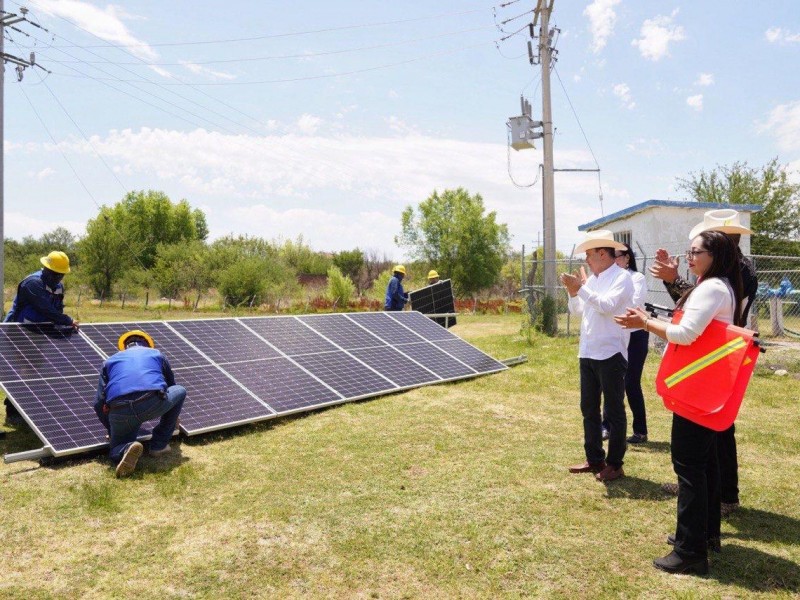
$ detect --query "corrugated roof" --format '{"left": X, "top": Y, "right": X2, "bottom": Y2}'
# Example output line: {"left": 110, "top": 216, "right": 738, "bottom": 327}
{"left": 578, "top": 199, "right": 762, "bottom": 231}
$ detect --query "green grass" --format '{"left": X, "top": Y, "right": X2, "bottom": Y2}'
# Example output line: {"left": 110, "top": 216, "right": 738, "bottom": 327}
{"left": 1, "top": 312, "right": 799, "bottom": 598}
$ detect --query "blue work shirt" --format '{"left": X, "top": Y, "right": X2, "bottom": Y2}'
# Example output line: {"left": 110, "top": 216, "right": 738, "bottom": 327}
{"left": 384, "top": 275, "right": 408, "bottom": 311}
{"left": 4, "top": 270, "right": 73, "bottom": 326}
{"left": 96, "top": 346, "right": 177, "bottom": 405}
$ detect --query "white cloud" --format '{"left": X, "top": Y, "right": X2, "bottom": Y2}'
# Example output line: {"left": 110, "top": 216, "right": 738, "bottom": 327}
{"left": 35, "top": 0, "right": 159, "bottom": 62}
{"left": 296, "top": 114, "right": 322, "bottom": 134}
{"left": 38, "top": 126, "right": 612, "bottom": 256}
{"left": 5, "top": 212, "right": 85, "bottom": 240}
{"left": 179, "top": 61, "right": 236, "bottom": 81}
{"left": 757, "top": 100, "right": 800, "bottom": 152}
{"left": 695, "top": 73, "right": 714, "bottom": 86}
{"left": 613, "top": 83, "right": 636, "bottom": 110}
{"left": 387, "top": 90, "right": 399, "bottom": 99}
{"left": 583, "top": 0, "right": 621, "bottom": 53}
{"left": 765, "top": 27, "right": 800, "bottom": 44}
{"left": 625, "top": 138, "right": 665, "bottom": 158}
{"left": 686, "top": 94, "right": 703, "bottom": 111}
{"left": 631, "top": 9, "right": 686, "bottom": 61}
{"left": 36, "top": 167, "right": 57, "bottom": 180}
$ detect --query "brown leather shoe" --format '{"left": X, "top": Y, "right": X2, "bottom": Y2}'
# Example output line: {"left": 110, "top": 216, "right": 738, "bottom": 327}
{"left": 595, "top": 465, "right": 625, "bottom": 482}
{"left": 568, "top": 460, "right": 607, "bottom": 474}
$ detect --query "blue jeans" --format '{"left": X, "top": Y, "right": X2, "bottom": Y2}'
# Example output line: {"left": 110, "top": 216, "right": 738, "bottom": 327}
{"left": 94, "top": 386, "right": 186, "bottom": 463}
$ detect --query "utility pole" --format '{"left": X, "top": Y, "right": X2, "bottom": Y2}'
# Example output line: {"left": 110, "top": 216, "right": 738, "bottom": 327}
{"left": 535, "top": 0, "right": 557, "bottom": 333}
{"left": 0, "top": 3, "right": 47, "bottom": 316}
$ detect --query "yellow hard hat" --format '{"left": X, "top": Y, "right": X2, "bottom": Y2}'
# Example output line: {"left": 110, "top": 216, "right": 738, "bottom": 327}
{"left": 118, "top": 330, "right": 155, "bottom": 351}
{"left": 40, "top": 251, "right": 71, "bottom": 274}
{"left": 427, "top": 270, "right": 439, "bottom": 280}
{"left": 393, "top": 265, "right": 406, "bottom": 275}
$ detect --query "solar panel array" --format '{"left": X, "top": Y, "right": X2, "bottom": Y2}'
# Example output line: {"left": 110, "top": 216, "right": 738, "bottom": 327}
{"left": 1, "top": 311, "right": 506, "bottom": 459}
{"left": 409, "top": 280, "right": 457, "bottom": 327}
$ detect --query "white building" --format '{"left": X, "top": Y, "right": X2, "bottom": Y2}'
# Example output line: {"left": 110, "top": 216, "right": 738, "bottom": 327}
{"left": 578, "top": 199, "right": 761, "bottom": 307}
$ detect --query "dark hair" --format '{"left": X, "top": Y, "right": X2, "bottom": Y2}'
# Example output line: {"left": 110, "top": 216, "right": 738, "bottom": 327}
{"left": 676, "top": 230, "right": 744, "bottom": 326}
{"left": 595, "top": 247, "right": 616, "bottom": 257}
{"left": 617, "top": 243, "right": 638, "bottom": 272}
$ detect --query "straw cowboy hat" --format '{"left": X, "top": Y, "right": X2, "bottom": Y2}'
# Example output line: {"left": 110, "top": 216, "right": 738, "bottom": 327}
{"left": 576, "top": 229, "right": 627, "bottom": 254}
{"left": 688, "top": 209, "right": 753, "bottom": 240}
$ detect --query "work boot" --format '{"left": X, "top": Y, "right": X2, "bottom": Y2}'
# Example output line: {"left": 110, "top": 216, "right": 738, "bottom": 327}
{"left": 115, "top": 442, "right": 143, "bottom": 478}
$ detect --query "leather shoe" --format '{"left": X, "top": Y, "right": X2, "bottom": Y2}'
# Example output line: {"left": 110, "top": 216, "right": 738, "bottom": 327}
{"left": 667, "top": 534, "right": 721, "bottom": 553}
{"left": 653, "top": 550, "right": 709, "bottom": 575}
{"left": 595, "top": 465, "right": 624, "bottom": 482}
{"left": 568, "top": 460, "right": 606, "bottom": 474}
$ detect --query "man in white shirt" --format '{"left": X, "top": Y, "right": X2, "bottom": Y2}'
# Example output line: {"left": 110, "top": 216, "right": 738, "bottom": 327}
{"left": 561, "top": 230, "right": 634, "bottom": 483}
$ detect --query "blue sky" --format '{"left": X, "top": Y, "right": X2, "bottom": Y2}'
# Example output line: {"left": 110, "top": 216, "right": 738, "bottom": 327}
{"left": 3, "top": 0, "right": 799, "bottom": 259}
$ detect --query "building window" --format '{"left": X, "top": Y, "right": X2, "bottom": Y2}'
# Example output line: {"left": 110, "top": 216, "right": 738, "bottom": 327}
{"left": 614, "top": 230, "right": 632, "bottom": 247}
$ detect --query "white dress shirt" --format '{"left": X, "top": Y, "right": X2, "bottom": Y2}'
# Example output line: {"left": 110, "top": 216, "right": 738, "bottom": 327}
{"left": 666, "top": 277, "right": 735, "bottom": 345}
{"left": 568, "top": 262, "right": 635, "bottom": 360}
{"left": 628, "top": 270, "right": 647, "bottom": 332}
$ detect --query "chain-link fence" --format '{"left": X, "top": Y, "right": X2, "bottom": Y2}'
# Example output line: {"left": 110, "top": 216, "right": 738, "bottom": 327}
{"left": 521, "top": 252, "right": 800, "bottom": 339}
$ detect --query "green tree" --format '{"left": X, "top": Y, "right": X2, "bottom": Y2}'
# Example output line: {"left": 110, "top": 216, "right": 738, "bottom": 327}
{"left": 280, "top": 236, "right": 331, "bottom": 275}
{"left": 326, "top": 265, "right": 355, "bottom": 308}
{"left": 369, "top": 269, "right": 394, "bottom": 303}
{"left": 677, "top": 158, "right": 800, "bottom": 255}
{"left": 217, "top": 257, "right": 270, "bottom": 307}
{"left": 78, "top": 207, "right": 139, "bottom": 297}
{"left": 153, "top": 242, "right": 212, "bottom": 308}
{"left": 332, "top": 248, "right": 364, "bottom": 283}
{"left": 397, "top": 188, "right": 510, "bottom": 297}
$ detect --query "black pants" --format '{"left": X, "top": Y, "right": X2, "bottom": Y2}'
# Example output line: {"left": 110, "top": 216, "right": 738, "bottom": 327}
{"left": 717, "top": 424, "right": 739, "bottom": 504}
{"left": 580, "top": 353, "right": 627, "bottom": 467}
{"left": 603, "top": 330, "right": 649, "bottom": 436}
{"left": 671, "top": 414, "right": 721, "bottom": 560}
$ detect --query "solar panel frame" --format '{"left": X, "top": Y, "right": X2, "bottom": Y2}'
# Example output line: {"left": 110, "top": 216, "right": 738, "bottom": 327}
{"left": 409, "top": 279, "right": 456, "bottom": 327}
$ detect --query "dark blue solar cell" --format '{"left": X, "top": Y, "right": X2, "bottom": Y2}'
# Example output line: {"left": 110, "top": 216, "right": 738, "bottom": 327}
{"left": 221, "top": 358, "right": 342, "bottom": 414}
{"left": 81, "top": 322, "right": 210, "bottom": 368}
{"left": 298, "top": 314, "right": 388, "bottom": 350}
{"left": 292, "top": 351, "right": 396, "bottom": 398}
{"left": 0, "top": 324, "right": 102, "bottom": 381}
{"left": 345, "top": 312, "right": 423, "bottom": 344}
{"left": 349, "top": 346, "right": 441, "bottom": 388}
{"left": 396, "top": 342, "right": 476, "bottom": 379}
{"left": 241, "top": 316, "right": 338, "bottom": 356}
{"left": 388, "top": 311, "right": 459, "bottom": 341}
{"left": 172, "top": 365, "right": 274, "bottom": 435}
{"left": 434, "top": 339, "right": 507, "bottom": 374}
{"left": 169, "top": 319, "right": 280, "bottom": 364}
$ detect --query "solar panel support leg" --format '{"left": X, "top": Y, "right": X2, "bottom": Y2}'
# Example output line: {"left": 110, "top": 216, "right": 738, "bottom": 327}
{"left": 4, "top": 447, "right": 52, "bottom": 463}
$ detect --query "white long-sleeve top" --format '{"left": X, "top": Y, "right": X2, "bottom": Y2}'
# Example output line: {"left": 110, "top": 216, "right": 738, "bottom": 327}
{"left": 628, "top": 270, "right": 647, "bottom": 332}
{"left": 665, "top": 277, "right": 735, "bottom": 346}
{"left": 567, "top": 262, "right": 634, "bottom": 360}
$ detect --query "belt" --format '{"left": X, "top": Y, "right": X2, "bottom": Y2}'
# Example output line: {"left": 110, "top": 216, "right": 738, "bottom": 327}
{"left": 107, "top": 390, "right": 164, "bottom": 412}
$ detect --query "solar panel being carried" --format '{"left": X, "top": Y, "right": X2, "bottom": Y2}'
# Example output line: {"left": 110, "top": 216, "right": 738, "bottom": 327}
{"left": 409, "top": 279, "right": 457, "bottom": 327}
{"left": 2, "top": 312, "right": 506, "bottom": 462}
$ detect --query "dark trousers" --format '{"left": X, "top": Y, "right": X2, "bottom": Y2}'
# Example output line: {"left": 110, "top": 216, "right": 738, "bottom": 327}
{"left": 625, "top": 330, "right": 650, "bottom": 435}
{"left": 580, "top": 353, "right": 627, "bottom": 467}
{"left": 717, "top": 424, "right": 739, "bottom": 504}
{"left": 671, "top": 414, "right": 721, "bottom": 560}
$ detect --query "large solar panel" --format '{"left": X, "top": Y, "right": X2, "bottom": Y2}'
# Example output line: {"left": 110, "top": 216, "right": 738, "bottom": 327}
{"left": 409, "top": 279, "right": 457, "bottom": 327}
{"left": 2, "top": 312, "right": 506, "bottom": 461}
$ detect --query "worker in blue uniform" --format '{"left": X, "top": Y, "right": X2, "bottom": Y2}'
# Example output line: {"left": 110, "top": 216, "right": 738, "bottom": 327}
{"left": 4, "top": 250, "right": 79, "bottom": 329}
{"left": 384, "top": 265, "right": 409, "bottom": 311}
{"left": 4, "top": 250, "right": 79, "bottom": 424}
{"left": 94, "top": 329, "right": 186, "bottom": 477}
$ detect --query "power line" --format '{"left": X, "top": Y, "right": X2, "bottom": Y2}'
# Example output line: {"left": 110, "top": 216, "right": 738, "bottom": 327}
{"left": 50, "top": 40, "right": 495, "bottom": 86}
{"left": 39, "top": 5, "right": 494, "bottom": 48}
{"left": 39, "top": 25, "right": 496, "bottom": 66}
{"left": 14, "top": 82, "right": 150, "bottom": 274}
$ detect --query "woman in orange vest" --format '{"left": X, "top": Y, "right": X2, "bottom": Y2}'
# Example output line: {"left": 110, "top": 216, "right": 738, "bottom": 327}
{"left": 615, "top": 231, "right": 743, "bottom": 575}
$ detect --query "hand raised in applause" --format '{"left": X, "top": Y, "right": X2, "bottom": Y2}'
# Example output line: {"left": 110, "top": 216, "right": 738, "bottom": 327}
{"left": 649, "top": 248, "right": 679, "bottom": 283}
{"left": 614, "top": 307, "right": 648, "bottom": 330}
{"left": 560, "top": 271, "right": 583, "bottom": 297}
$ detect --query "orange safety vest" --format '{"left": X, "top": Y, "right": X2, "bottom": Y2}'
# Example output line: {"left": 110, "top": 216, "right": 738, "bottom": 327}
{"left": 656, "top": 311, "right": 761, "bottom": 431}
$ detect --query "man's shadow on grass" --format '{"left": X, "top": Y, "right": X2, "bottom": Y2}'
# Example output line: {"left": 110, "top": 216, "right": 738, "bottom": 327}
{"left": 602, "top": 475, "right": 671, "bottom": 501}
{"left": 725, "top": 507, "right": 800, "bottom": 546}
{"left": 627, "top": 440, "right": 670, "bottom": 453}
{"left": 710, "top": 544, "right": 800, "bottom": 593}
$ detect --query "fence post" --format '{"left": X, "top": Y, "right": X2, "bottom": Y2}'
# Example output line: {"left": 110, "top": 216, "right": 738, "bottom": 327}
{"left": 770, "top": 296, "right": 785, "bottom": 337}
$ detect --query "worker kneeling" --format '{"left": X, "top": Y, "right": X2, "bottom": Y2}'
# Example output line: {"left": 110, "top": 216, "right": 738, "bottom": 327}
{"left": 94, "top": 330, "right": 186, "bottom": 478}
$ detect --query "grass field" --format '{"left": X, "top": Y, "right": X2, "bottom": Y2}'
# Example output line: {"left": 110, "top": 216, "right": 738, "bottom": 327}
{"left": 1, "top": 311, "right": 799, "bottom": 599}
